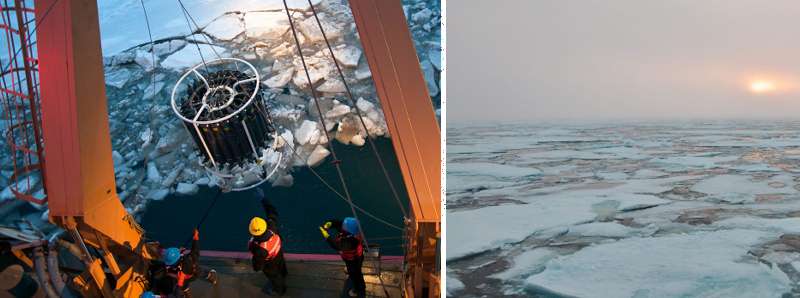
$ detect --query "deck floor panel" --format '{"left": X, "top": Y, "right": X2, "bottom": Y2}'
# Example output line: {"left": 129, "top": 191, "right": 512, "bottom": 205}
{"left": 188, "top": 257, "right": 403, "bottom": 297}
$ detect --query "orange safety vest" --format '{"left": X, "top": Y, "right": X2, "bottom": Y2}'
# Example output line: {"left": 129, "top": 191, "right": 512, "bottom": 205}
{"left": 337, "top": 234, "right": 363, "bottom": 261}
{"left": 250, "top": 233, "right": 282, "bottom": 260}
{"left": 166, "top": 261, "right": 193, "bottom": 288}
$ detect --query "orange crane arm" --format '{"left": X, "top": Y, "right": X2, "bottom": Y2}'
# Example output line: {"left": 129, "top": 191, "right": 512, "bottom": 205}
{"left": 36, "top": 0, "right": 151, "bottom": 296}
{"left": 349, "top": 1, "right": 442, "bottom": 297}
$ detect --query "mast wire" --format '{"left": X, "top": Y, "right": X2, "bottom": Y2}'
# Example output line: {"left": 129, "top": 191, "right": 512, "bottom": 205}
{"left": 307, "top": 0, "right": 408, "bottom": 218}
{"left": 281, "top": 0, "right": 370, "bottom": 250}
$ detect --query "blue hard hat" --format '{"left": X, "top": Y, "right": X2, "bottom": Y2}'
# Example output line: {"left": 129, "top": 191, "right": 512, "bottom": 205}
{"left": 343, "top": 217, "right": 359, "bottom": 234}
{"left": 141, "top": 291, "right": 156, "bottom": 298}
{"left": 163, "top": 247, "right": 181, "bottom": 266}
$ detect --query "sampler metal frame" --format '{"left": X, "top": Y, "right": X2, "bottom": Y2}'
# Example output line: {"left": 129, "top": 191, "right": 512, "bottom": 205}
{"left": 171, "top": 57, "right": 283, "bottom": 191}
{"left": 171, "top": 58, "right": 262, "bottom": 126}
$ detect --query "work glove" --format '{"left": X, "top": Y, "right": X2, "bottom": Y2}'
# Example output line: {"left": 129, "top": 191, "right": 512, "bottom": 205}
{"left": 319, "top": 226, "right": 330, "bottom": 239}
{"left": 193, "top": 229, "right": 199, "bottom": 241}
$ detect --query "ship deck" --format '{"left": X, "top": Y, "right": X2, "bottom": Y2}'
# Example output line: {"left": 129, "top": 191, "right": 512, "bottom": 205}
{"left": 0, "top": 248, "right": 404, "bottom": 298}
{"left": 189, "top": 252, "right": 404, "bottom": 298}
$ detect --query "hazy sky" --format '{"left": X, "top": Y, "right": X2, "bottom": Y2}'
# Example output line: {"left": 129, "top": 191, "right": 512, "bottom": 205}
{"left": 449, "top": 0, "right": 800, "bottom": 122}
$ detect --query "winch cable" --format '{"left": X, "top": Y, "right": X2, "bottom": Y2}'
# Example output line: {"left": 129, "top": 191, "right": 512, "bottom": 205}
{"left": 139, "top": 0, "right": 159, "bottom": 121}
{"left": 176, "top": 136, "right": 404, "bottom": 247}
{"left": 260, "top": 108, "right": 402, "bottom": 231}
{"left": 276, "top": 135, "right": 404, "bottom": 232}
{"left": 132, "top": 1, "right": 397, "bottom": 250}
{"left": 302, "top": 9, "right": 411, "bottom": 295}
{"left": 174, "top": 0, "right": 233, "bottom": 71}
{"left": 182, "top": 188, "right": 225, "bottom": 247}
{"left": 147, "top": 0, "right": 401, "bottom": 249}
{"left": 175, "top": 0, "right": 212, "bottom": 76}
{"left": 307, "top": 0, "right": 409, "bottom": 219}
{"left": 282, "top": 0, "right": 369, "bottom": 250}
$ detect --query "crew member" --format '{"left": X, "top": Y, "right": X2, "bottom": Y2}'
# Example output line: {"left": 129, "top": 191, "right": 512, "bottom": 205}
{"left": 145, "top": 258, "right": 175, "bottom": 296}
{"left": 320, "top": 217, "right": 366, "bottom": 297}
{"left": 163, "top": 229, "right": 217, "bottom": 297}
{"left": 248, "top": 189, "right": 288, "bottom": 295}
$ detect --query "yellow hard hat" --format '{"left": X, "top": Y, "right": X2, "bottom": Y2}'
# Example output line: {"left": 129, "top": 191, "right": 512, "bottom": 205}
{"left": 249, "top": 217, "right": 267, "bottom": 236}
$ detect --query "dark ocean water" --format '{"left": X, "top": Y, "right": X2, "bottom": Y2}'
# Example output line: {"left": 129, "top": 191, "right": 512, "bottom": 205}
{"left": 140, "top": 138, "right": 409, "bottom": 256}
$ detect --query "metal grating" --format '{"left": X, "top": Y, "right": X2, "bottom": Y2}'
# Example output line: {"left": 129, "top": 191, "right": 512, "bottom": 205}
{"left": 0, "top": 0, "right": 46, "bottom": 204}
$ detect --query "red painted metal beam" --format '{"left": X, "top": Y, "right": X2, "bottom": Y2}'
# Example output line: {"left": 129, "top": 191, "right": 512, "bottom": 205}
{"left": 36, "top": 0, "right": 117, "bottom": 217}
{"left": 349, "top": 0, "right": 441, "bottom": 223}
{"left": 36, "top": 0, "right": 82, "bottom": 216}
{"left": 348, "top": 2, "right": 442, "bottom": 296}
{"left": 36, "top": 0, "right": 145, "bottom": 254}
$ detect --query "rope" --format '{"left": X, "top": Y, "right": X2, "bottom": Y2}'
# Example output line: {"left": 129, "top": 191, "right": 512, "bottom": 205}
{"left": 149, "top": 0, "right": 402, "bottom": 250}
{"left": 174, "top": 0, "right": 226, "bottom": 65}
{"left": 182, "top": 188, "right": 224, "bottom": 247}
{"left": 175, "top": 0, "right": 212, "bottom": 75}
{"left": 300, "top": 8, "right": 410, "bottom": 295}
{"left": 175, "top": 155, "right": 402, "bottom": 247}
{"left": 282, "top": 0, "right": 369, "bottom": 250}
{"left": 306, "top": 0, "right": 408, "bottom": 218}
{"left": 139, "top": 0, "right": 159, "bottom": 138}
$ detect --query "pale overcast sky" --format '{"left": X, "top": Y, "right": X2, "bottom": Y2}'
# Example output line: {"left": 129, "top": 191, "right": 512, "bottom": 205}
{"left": 448, "top": 0, "right": 800, "bottom": 122}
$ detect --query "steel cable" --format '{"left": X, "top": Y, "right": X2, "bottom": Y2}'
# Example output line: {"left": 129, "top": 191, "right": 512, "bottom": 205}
{"left": 281, "top": 0, "right": 370, "bottom": 250}
{"left": 306, "top": 0, "right": 408, "bottom": 218}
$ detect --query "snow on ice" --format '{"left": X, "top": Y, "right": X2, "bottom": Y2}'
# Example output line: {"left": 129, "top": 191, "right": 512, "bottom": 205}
{"left": 446, "top": 269, "right": 465, "bottom": 296}
{"left": 490, "top": 248, "right": 558, "bottom": 281}
{"left": 526, "top": 230, "right": 790, "bottom": 298}
{"left": 447, "top": 121, "right": 800, "bottom": 297}
{"left": 160, "top": 43, "right": 229, "bottom": 70}
{"left": 692, "top": 174, "right": 796, "bottom": 204}
{"left": 447, "top": 178, "right": 677, "bottom": 261}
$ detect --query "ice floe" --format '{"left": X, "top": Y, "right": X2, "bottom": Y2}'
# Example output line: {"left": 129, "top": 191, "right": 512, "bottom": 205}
{"left": 490, "top": 248, "right": 558, "bottom": 281}
{"left": 447, "top": 183, "right": 673, "bottom": 261}
{"left": 204, "top": 14, "right": 245, "bottom": 40}
{"left": 526, "top": 230, "right": 790, "bottom": 298}
{"left": 447, "top": 162, "right": 542, "bottom": 179}
{"left": 332, "top": 45, "right": 361, "bottom": 67}
{"left": 446, "top": 270, "right": 465, "bottom": 295}
{"left": 176, "top": 182, "right": 200, "bottom": 196}
{"left": 297, "top": 13, "right": 344, "bottom": 43}
{"left": 160, "top": 43, "right": 229, "bottom": 70}
{"left": 448, "top": 121, "right": 800, "bottom": 296}
{"left": 566, "top": 222, "right": 656, "bottom": 238}
{"left": 692, "top": 174, "right": 796, "bottom": 204}
{"left": 243, "top": 11, "right": 289, "bottom": 40}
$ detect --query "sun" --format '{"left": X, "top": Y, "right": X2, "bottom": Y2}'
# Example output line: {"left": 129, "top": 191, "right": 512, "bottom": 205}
{"left": 749, "top": 80, "right": 776, "bottom": 94}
